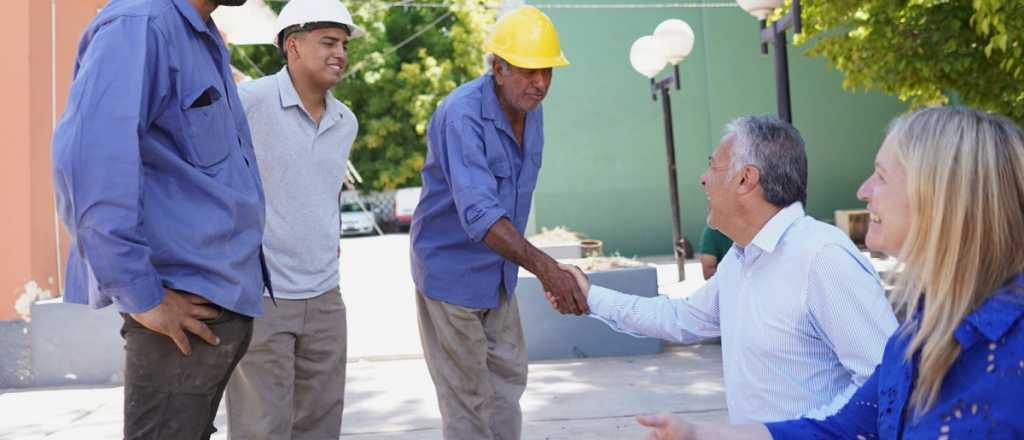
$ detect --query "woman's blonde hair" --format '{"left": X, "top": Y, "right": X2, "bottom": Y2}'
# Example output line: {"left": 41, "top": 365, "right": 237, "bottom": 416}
{"left": 887, "top": 106, "right": 1024, "bottom": 414}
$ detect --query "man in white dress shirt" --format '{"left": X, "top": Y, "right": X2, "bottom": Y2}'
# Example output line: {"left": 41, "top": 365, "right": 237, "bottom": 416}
{"left": 566, "top": 115, "right": 897, "bottom": 423}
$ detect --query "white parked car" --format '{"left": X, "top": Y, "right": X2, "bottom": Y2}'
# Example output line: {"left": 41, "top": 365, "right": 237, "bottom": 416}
{"left": 340, "top": 202, "right": 376, "bottom": 237}
{"left": 393, "top": 186, "right": 422, "bottom": 231}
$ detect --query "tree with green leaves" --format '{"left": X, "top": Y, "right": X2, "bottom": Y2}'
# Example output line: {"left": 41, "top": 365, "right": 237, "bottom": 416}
{"left": 796, "top": 0, "right": 1024, "bottom": 121}
{"left": 231, "top": 0, "right": 494, "bottom": 191}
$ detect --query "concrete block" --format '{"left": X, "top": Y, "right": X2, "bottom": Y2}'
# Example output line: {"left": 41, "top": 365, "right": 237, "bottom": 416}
{"left": 516, "top": 265, "right": 662, "bottom": 360}
{"left": 30, "top": 299, "right": 124, "bottom": 387}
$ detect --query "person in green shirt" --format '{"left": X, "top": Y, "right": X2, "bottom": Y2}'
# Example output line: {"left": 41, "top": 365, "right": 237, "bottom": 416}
{"left": 699, "top": 226, "right": 733, "bottom": 279}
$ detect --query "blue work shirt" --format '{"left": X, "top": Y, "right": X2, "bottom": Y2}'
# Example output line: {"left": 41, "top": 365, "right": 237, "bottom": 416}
{"left": 767, "top": 273, "right": 1024, "bottom": 439}
{"left": 410, "top": 74, "right": 544, "bottom": 309}
{"left": 51, "top": 0, "right": 267, "bottom": 317}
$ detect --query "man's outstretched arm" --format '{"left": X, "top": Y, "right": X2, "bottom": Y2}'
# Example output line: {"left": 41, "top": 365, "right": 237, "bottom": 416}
{"left": 483, "top": 218, "right": 589, "bottom": 315}
{"left": 557, "top": 264, "right": 722, "bottom": 344}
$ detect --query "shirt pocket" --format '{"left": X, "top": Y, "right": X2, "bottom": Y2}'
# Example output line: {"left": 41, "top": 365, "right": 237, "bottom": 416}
{"left": 487, "top": 154, "right": 514, "bottom": 208}
{"left": 487, "top": 153, "right": 512, "bottom": 179}
{"left": 482, "top": 124, "right": 511, "bottom": 179}
{"left": 519, "top": 151, "right": 543, "bottom": 192}
{"left": 180, "top": 85, "right": 233, "bottom": 169}
{"left": 484, "top": 132, "right": 512, "bottom": 180}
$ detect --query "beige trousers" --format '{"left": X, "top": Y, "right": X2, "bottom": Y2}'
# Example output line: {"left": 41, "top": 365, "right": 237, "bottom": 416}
{"left": 226, "top": 289, "right": 347, "bottom": 440}
{"left": 417, "top": 290, "right": 528, "bottom": 440}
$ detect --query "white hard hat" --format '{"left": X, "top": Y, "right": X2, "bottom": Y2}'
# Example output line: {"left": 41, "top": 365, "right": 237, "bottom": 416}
{"left": 275, "top": 0, "right": 366, "bottom": 45}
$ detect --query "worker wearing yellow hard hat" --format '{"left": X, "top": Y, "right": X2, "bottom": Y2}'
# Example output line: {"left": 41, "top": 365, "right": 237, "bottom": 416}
{"left": 411, "top": 5, "right": 579, "bottom": 440}
{"left": 484, "top": 5, "right": 570, "bottom": 69}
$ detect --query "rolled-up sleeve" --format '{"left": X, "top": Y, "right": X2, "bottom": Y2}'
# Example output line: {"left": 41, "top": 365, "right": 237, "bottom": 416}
{"left": 437, "top": 115, "right": 507, "bottom": 242}
{"left": 52, "top": 17, "right": 166, "bottom": 313}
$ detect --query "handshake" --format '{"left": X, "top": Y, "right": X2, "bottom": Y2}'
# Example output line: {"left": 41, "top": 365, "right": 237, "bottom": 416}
{"left": 539, "top": 263, "right": 591, "bottom": 315}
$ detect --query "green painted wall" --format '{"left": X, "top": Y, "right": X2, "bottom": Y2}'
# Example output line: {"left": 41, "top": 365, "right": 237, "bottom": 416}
{"left": 533, "top": 2, "right": 907, "bottom": 257}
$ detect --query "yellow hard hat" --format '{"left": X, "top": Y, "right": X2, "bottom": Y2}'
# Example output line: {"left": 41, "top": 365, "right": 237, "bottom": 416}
{"left": 484, "top": 6, "right": 569, "bottom": 69}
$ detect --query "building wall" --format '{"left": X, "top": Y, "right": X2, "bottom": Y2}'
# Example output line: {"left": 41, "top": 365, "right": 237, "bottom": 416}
{"left": 534, "top": 2, "right": 907, "bottom": 256}
{"left": 0, "top": 0, "right": 103, "bottom": 321}
{"left": 1, "top": 0, "right": 36, "bottom": 321}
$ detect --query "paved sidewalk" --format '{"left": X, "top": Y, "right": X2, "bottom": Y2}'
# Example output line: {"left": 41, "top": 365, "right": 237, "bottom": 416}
{"left": 0, "top": 345, "right": 726, "bottom": 439}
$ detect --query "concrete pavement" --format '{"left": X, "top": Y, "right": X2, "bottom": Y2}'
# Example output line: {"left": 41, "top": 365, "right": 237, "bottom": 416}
{"left": 0, "top": 345, "right": 726, "bottom": 439}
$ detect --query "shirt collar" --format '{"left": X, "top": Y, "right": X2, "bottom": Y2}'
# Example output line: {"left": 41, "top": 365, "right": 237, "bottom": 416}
{"left": 479, "top": 74, "right": 543, "bottom": 156}
{"left": 172, "top": 0, "right": 211, "bottom": 34}
{"left": 324, "top": 94, "right": 343, "bottom": 123}
{"left": 480, "top": 74, "right": 541, "bottom": 126}
{"left": 276, "top": 67, "right": 302, "bottom": 109}
{"left": 275, "top": 67, "right": 344, "bottom": 122}
{"left": 955, "top": 274, "right": 1024, "bottom": 346}
{"left": 481, "top": 74, "right": 502, "bottom": 122}
{"left": 747, "top": 202, "right": 805, "bottom": 254}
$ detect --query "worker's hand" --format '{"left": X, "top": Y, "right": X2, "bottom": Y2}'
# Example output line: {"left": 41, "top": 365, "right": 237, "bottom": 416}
{"left": 559, "top": 263, "right": 590, "bottom": 295}
{"left": 129, "top": 289, "right": 221, "bottom": 356}
{"left": 636, "top": 414, "right": 697, "bottom": 440}
{"left": 538, "top": 262, "right": 589, "bottom": 315}
{"left": 543, "top": 264, "right": 590, "bottom": 309}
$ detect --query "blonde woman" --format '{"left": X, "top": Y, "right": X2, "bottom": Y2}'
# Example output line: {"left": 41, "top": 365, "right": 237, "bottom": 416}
{"left": 628, "top": 106, "right": 1024, "bottom": 439}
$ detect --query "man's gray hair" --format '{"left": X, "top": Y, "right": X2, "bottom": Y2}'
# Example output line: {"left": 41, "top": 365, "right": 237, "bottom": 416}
{"left": 725, "top": 115, "right": 808, "bottom": 207}
{"left": 484, "top": 53, "right": 511, "bottom": 74}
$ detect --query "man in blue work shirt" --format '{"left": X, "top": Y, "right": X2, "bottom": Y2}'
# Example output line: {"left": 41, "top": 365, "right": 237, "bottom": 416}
{"left": 51, "top": 0, "right": 266, "bottom": 438}
{"left": 410, "top": 6, "right": 582, "bottom": 439}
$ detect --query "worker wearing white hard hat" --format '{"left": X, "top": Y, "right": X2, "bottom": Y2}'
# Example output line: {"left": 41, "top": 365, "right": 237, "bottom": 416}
{"left": 225, "top": 1, "right": 363, "bottom": 438}
{"left": 273, "top": 0, "right": 365, "bottom": 51}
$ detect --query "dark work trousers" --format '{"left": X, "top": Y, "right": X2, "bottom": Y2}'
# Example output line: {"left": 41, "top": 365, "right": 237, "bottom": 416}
{"left": 121, "top": 307, "right": 254, "bottom": 440}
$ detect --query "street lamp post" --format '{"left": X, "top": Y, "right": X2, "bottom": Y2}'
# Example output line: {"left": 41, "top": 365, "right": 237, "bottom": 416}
{"left": 737, "top": 0, "right": 801, "bottom": 123}
{"left": 630, "top": 19, "right": 695, "bottom": 282}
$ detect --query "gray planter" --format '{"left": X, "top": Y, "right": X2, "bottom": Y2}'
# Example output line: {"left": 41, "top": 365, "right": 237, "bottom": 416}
{"left": 30, "top": 299, "right": 124, "bottom": 387}
{"left": 515, "top": 265, "right": 663, "bottom": 361}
